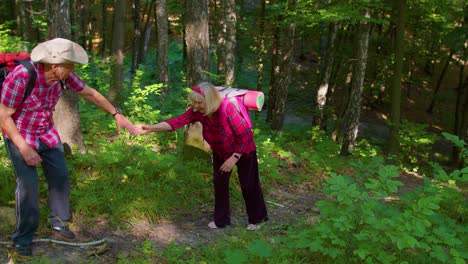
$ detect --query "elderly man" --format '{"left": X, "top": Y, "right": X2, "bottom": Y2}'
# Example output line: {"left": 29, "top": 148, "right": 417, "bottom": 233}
{"left": 0, "top": 38, "right": 132, "bottom": 258}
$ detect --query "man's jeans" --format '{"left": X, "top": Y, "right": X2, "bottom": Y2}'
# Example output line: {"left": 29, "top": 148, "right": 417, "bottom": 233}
{"left": 5, "top": 138, "right": 71, "bottom": 246}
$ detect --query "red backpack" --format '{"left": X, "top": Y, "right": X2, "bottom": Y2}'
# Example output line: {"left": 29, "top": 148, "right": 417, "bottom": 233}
{"left": 0, "top": 52, "right": 36, "bottom": 103}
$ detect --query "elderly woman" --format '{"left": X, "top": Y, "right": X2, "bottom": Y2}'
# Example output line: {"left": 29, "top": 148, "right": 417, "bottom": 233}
{"left": 136, "top": 82, "right": 268, "bottom": 230}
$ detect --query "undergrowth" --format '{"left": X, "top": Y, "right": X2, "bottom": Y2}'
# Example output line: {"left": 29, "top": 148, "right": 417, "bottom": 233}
{"left": 0, "top": 35, "right": 466, "bottom": 263}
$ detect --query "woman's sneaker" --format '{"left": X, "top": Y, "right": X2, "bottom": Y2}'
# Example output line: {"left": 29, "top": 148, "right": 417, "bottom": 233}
{"left": 247, "top": 224, "right": 260, "bottom": 230}
{"left": 15, "top": 244, "right": 32, "bottom": 259}
{"left": 52, "top": 226, "right": 76, "bottom": 242}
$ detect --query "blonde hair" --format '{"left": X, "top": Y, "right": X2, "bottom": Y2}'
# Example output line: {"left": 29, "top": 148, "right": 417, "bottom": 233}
{"left": 188, "top": 82, "right": 223, "bottom": 116}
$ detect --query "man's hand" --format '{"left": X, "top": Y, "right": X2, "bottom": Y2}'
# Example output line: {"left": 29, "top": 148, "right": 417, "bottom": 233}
{"left": 19, "top": 145, "right": 42, "bottom": 166}
{"left": 115, "top": 114, "right": 137, "bottom": 134}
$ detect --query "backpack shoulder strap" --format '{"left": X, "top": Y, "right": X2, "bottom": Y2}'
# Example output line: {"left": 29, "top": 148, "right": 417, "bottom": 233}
{"left": 228, "top": 97, "right": 253, "bottom": 129}
{"left": 17, "top": 59, "right": 36, "bottom": 102}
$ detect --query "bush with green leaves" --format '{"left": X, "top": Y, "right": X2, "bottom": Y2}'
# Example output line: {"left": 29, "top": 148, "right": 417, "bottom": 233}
{"left": 0, "top": 25, "right": 30, "bottom": 51}
{"left": 397, "top": 119, "right": 439, "bottom": 171}
{"left": 281, "top": 153, "right": 467, "bottom": 263}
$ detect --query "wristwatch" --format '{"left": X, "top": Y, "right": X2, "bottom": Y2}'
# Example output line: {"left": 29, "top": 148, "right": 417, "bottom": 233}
{"left": 112, "top": 108, "right": 122, "bottom": 117}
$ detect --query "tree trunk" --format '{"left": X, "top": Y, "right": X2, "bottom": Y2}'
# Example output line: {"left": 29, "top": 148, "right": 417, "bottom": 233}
{"left": 388, "top": 0, "right": 406, "bottom": 155}
{"left": 48, "top": 0, "right": 86, "bottom": 154}
{"left": 139, "top": 0, "right": 155, "bottom": 64}
{"left": 109, "top": 0, "right": 126, "bottom": 107}
{"left": 184, "top": 0, "right": 211, "bottom": 160}
{"left": 216, "top": 0, "right": 226, "bottom": 84}
{"left": 453, "top": 71, "right": 467, "bottom": 166}
{"left": 17, "top": 0, "right": 33, "bottom": 44}
{"left": 255, "top": 0, "right": 266, "bottom": 93}
{"left": 185, "top": 0, "right": 210, "bottom": 85}
{"left": 426, "top": 50, "right": 454, "bottom": 114}
{"left": 131, "top": 0, "right": 141, "bottom": 75}
{"left": 314, "top": 22, "right": 337, "bottom": 128}
{"left": 156, "top": 0, "right": 169, "bottom": 90}
{"left": 101, "top": 0, "right": 109, "bottom": 58}
{"left": 70, "top": 0, "right": 79, "bottom": 42}
{"left": 79, "top": 0, "right": 87, "bottom": 50}
{"left": 224, "top": 0, "right": 236, "bottom": 85}
{"left": 266, "top": 0, "right": 296, "bottom": 130}
{"left": 340, "top": 9, "right": 370, "bottom": 156}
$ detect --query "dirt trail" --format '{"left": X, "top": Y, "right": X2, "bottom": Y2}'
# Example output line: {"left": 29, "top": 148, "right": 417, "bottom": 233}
{"left": 0, "top": 169, "right": 426, "bottom": 263}
{"left": 0, "top": 186, "right": 328, "bottom": 263}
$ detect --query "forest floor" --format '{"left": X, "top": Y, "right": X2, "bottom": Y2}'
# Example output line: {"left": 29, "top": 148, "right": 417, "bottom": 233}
{"left": 0, "top": 106, "right": 452, "bottom": 264}
{"left": 0, "top": 166, "right": 426, "bottom": 264}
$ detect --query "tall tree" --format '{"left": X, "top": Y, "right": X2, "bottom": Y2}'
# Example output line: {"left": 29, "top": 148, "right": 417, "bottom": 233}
{"left": 101, "top": 0, "right": 109, "bottom": 58}
{"left": 16, "top": 0, "right": 33, "bottom": 44}
{"left": 313, "top": 22, "right": 337, "bottom": 128}
{"left": 255, "top": 0, "right": 266, "bottom": 92}
{"left": 48, "top": 0, "right": 86, "bottom": 154}
{"left": 267, "top": 0, "right": 296, "bottom": 130}
{"left": 140, "top": 1, "right": 155, "bottom": 65}
{"left": 109, "top": 0, "right": 126, "bottom": 107}
{"left": 388, "top": 0, "right": 407, "bottom": 154}
{"left": 224, "top": 0, "right": 236, "bottom": 85}
{"left": 216, "top": 0, "right": 226, "bottom": 84}
{"left": 156, "top": 0, "right": 169, "bottom": 90}
{"left": 131, "top": 0, "right": 141, "bottom": 75}
{"left": 184, "top": 0, "right": 211, "bottom": 159}
{"left": 185, "top": 0, "right": 210, "bottom": 85}
{"left": 79, "top": 0, "right": 87, "bottom": 50}
{"left": 340, "top": 8, "right": 371, "bottom": 155}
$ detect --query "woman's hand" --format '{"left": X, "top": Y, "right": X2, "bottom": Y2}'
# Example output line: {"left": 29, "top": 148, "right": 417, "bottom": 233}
{"left": 131, "top": 124, "right": 153, "bottom": 134}
{"left": 220, "top": 156, "right": 238, "bottom": 173}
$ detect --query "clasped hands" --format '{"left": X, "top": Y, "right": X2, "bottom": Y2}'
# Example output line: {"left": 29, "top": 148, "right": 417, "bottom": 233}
{"left": 115, "top": 115, "right": 152, "bottom": 135}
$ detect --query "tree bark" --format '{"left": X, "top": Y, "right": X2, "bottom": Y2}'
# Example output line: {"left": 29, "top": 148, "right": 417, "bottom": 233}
{"left": 453, "top": 71, "right": 467, "bottom": 166}
{"left": 101, "top": 0, "right": 109, "bottom": 58}
{"left": 109, "top": 0, "right": 126, "bottom": 107}
{"left": 156, "top": 0, "right": 169, "bottom": 90}
{"left": 388, "top": 0, "right": 406, "bottom": 155}
{"left": 340, "top": 9, "right": 371, "bottom": 156}
{"left": 185, "top": 0, "right": 210, "bottom": 85}
{"left": 216, "top": 0, "right": 226, "bottom": 84}
{"left": 131, "top": 0, "right": 141, "bottom": 75}
{"left": 255, "top": 0, "right": 266, "bottom": 93}
{"left": 224, "top": 0, "right": 236, "bottom": 85}
{"left": 139, "top": 0, "right": 155, "bottom": 64}
{"left": 184, "top": 0, "right": 211, "bottom": 159}
{"left": 314, "top": 22, "right": 337, "bottom": 128}
{"left": 267, "top": 0, "right": 296, "bottom": 130}
{"left": 426, "top": 50, "right": 454, "bottom": 114}
{"left": 48, "top": 0, "right": 86, "bottom": 154}
{"left": 17, "top": 0, "right": 33, "bottom": 44}
{"left": 79, "top": 0, "right": 87, "bottom": 50}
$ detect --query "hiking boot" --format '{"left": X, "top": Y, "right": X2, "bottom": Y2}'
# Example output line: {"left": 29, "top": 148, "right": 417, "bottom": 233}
{"left": 15, "top": 244, "right": 32, "bottom": 259}
{"left": 52, "top": 226, "right": 76, "bottom": 242}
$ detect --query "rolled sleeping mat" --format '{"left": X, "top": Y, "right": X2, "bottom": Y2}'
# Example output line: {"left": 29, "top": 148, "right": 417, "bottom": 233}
{"left": 215, "top": 86, "right": 265, "bottom": 111}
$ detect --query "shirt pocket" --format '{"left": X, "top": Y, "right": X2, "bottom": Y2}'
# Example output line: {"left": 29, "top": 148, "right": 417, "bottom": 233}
{"left": 21, "top": 94, "right": 42, "bottom": 111}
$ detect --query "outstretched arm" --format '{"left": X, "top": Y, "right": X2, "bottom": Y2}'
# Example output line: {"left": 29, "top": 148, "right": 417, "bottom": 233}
{"left": 133, "top": 122, "right": 172, "bottom": 134}
{"left": 77, "top": 85, "right": 135, "bottom": 134}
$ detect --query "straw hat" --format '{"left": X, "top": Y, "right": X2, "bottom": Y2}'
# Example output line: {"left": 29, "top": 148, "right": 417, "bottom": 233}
{"left": 31, "top": 38, "right": 88, "bottom": 64}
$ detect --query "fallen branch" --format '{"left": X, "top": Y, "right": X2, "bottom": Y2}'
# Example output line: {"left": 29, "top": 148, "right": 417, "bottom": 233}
{"left": 0, "top": 238, "right": 106, "bottom": 247}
